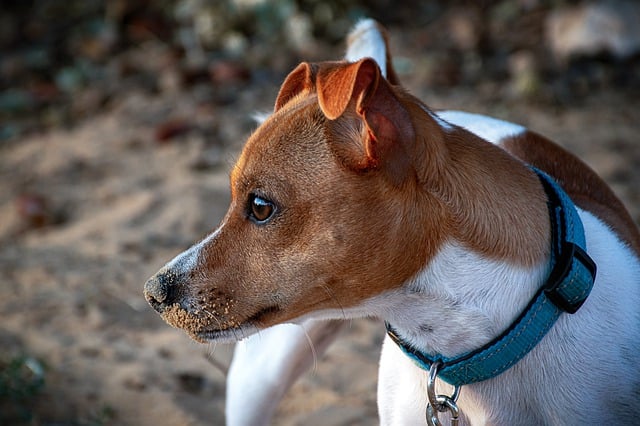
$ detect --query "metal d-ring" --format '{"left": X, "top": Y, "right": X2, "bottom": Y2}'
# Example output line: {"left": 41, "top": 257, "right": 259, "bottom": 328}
{"left": 426, "top": 361, "right": 461, "bottom": 426}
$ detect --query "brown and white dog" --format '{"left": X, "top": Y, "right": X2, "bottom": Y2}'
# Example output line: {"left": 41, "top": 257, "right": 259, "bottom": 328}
{"left": 144, "top": 20, "right": 640, "bottom": 425}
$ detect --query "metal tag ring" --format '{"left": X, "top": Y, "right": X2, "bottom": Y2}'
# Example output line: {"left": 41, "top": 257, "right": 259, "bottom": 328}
{"left": 426, "top": 362, "right": 462, "bottom": 425}
{"left": 427, "top": 361, "right": 460, "bottom": 408}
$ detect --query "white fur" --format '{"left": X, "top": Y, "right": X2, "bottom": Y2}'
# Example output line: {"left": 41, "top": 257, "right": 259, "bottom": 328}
{"left": 377, "top": 242, "right": 549, "bottom": 358}
{"left": 227, "top": 319, "right": 344, "bottom": 426}
{"left": 226, "top": 325, "right": 301, "bottom": 426}
{"left": 428, "top": 110, "right": 455, "bottom": 131}
{"left": 163, "top": 222, "right": 226, "bottom": 276}
{"left": 436, "top": 110, "right": 526, "bottom": 145}
{"left": 345, "top": 19, "right": 388, "bottom": 78}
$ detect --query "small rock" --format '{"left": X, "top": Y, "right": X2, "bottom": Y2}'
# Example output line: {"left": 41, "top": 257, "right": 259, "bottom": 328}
{"left": 79, "top": 346, "right": 101, "bottom": 358}
{"left": 180, "top": 65, "right": 210, "bottom": 86}
{"left": 15, "top": 193, "right": 51, "bottom": 228}
{"left": 157, "top": 347, "right": 173, "bottom": 359}
{"left": 176, "top": 372, "right": 204, "bottom": 394}
{"left": 123, "top": 375, "right": 147, "bottom": 391}
{"left": 154, "top": 118, "right": 192, "bottom": 143}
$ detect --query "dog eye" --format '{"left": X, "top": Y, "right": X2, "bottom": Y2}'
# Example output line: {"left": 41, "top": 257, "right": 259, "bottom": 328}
{"left": 248, "top": 195, "right": 275, "bottom": 223}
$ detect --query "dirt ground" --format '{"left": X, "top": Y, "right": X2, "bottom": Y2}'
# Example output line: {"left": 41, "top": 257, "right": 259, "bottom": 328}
{"left": 1, "top": 18, "right": 640, "bottom": 426}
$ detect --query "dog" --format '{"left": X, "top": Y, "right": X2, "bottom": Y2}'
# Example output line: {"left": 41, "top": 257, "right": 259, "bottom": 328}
{"left": 144, "top": 19, "right": 640, "bottom": 425}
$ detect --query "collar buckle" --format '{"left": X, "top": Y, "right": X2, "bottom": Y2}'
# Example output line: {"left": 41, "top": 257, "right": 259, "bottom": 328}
{"left": 545, "top": 241, "right": 597, "bottom": 314}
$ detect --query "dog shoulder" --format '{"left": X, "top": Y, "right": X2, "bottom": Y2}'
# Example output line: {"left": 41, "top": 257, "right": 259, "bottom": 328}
{"left": 501, "top": 130, "right": 640, "bottom": 256}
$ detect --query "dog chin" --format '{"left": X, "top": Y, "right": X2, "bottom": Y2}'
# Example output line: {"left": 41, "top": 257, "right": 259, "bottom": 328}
{"left": 192, "top": 325, "right": 260, "bottom": 344}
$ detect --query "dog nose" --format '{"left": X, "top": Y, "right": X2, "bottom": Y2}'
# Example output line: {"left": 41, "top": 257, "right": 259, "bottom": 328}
{"left": 144, "top": 270, "right": 180, "bottom": 313}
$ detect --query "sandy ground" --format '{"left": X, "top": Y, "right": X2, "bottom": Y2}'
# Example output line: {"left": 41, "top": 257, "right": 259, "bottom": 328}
{"left": 1, "top": 27, "right": 639, "bottom": 425}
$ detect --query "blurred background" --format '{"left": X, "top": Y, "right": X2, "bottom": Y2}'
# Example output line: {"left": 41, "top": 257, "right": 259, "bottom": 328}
{"left": 1, "top": 0, "right": 639, "bottom": 424}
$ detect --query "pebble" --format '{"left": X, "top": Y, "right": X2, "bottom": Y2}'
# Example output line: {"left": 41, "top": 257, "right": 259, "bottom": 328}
{"left": 15, "top": 193, "right": 51, "bottom": 228}
{"left": 176, "top": 372, "right": 205, "bottom": 394}
{"left": 154, "top": 118, "right": 192, "bottom": 143}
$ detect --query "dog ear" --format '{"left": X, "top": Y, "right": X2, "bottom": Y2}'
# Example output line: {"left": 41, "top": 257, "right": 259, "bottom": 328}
{"left": 274, "top": 62, "right": 316, "bottom": 112}
{"left": 316, "top": 58, "right": 415, "bottom": 184}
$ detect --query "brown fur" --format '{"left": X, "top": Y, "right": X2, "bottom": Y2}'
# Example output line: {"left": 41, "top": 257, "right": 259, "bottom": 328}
{"left": 502, "top": 132, "right": 640, "bottom": 257}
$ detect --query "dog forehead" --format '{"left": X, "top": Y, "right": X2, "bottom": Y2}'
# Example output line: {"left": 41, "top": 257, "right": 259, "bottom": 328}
{"left": 232, "top": 101, "right": 333, "bottom": 185}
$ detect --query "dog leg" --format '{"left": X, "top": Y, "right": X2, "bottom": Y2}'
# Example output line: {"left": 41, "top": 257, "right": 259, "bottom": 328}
{"left": 226, "top": 319, "right": 344, "bottom": 426}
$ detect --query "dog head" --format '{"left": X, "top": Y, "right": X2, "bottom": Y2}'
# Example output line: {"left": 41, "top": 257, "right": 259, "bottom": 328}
{"left": 144, "top": 58, "right": 450, "bottom": 342}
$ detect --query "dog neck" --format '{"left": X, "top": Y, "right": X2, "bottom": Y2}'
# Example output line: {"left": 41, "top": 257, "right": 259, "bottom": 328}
{"left": 376, "top": 242, "right": 550, "bottom": 358}
{"left": 385, "top": 168, "right": 596, "bottom": 387}
{"left": 369, "top": 98, "right": 556, "bottom": 359}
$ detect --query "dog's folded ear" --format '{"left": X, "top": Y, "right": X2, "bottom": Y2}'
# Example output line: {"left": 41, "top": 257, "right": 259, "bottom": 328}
{"left": 274, "top": 62, "right": 317, "bottom": 112}
{"left": 273, "top": 59, "right": 420, "bottom": 185}
{"left": 317, "top": 59, "right": 416, "bottom": 185}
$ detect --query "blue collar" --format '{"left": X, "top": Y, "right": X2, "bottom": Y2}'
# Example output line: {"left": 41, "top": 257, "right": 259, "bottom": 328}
{"left": 386, "top": 168, "right": 597, "bottom": 387}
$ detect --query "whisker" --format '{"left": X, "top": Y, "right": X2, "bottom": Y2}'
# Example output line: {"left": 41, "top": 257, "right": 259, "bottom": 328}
{"left": 299, "top": 324, "right": 319, "bottom": 374}
{"left": 209, "top": 340, "right": 218, "bottom": 355}
{"left": 320, "top": 283, "right": 347, "bottom": 320}
{"left": 201, "top": 307, "right": 232, "bottom": 340}
{"left": 205, "top": 347, "right": 230, "bottom": 376}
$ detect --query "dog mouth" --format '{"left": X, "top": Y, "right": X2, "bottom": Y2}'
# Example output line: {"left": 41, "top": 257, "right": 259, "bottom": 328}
{"left": 245, "top": 304, "right": 281, "bottom": 324}
{"left": 161, "top": 303, "right": 282, "bottom": 343}
{"left": 193, "top": 327, "right": 254, "bottom": 343}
